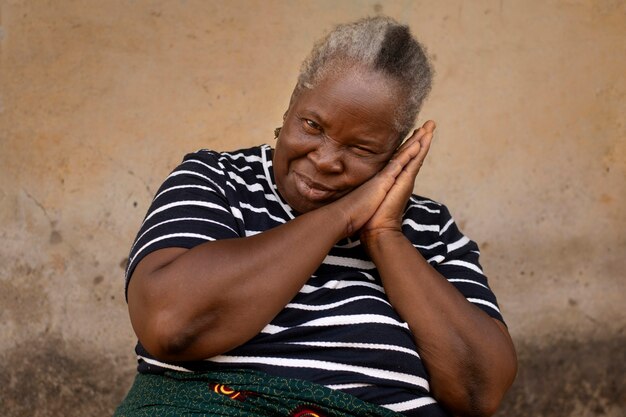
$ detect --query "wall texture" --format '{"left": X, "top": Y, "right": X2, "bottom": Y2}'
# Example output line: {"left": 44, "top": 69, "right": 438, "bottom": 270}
{"left": 1, "top": 1, "right": 624, "bottom": 416}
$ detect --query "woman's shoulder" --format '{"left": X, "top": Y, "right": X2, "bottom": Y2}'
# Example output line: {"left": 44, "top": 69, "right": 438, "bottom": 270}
{"left": 186, "top": 144, "right": 269, "bottom": 164}
{"left": 405, "top": 194, "right": 446, "bottom": 217}
{"left": 408, "top": 194, "right": 444, "bottom": 208}
{"left": 175, "top": 144, "right": 271, "bottom": 176}
{"left": 403, "top": 194, "right": 457, "bottom": 231}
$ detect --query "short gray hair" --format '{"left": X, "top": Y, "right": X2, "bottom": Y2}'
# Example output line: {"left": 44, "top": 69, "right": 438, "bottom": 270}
{"left": 295, "top": 16, "right": 433, "bottom": 138}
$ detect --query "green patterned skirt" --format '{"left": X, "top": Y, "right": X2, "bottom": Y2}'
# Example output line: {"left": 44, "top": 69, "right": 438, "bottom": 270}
{"left": 114, "top": 368, "right": 404, "bottom": 417}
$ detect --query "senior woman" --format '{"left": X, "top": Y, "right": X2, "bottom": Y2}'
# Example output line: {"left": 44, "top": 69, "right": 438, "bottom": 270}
{"left": 116, "top": 16, "right": 516, "bottom": 417}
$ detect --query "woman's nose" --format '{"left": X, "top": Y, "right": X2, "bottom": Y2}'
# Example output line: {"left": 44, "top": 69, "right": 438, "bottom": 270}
{"left": 308, "top": 140, "right": 344, "bottom": 173}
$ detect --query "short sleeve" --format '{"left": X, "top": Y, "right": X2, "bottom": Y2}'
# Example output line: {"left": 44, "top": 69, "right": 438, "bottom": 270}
{"left": 124, "top": 151, "right": 242, "bottom": 293}
{"left": 401, "top": 197, "right": 504, "bottom": 323}
{"left": 434, "top": 204, "right": 504, "bottom": 322}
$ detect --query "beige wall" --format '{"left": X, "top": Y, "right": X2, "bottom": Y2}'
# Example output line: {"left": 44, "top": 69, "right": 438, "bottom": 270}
{"left": 1, "top": 1, "right": 624, "bottom": 415}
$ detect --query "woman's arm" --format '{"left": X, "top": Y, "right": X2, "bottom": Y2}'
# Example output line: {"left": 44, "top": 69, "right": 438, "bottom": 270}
{"left": 360, "top": 122, "right": 517, "bottom": 417}
{"left": 128, "top": 204, "right": 345, "bottom": 361}
{"left": 127, "top": 132, "right": 425, "bottom": 362}
{"left": 362, "top": 233, "right": 516, "bottom": 416}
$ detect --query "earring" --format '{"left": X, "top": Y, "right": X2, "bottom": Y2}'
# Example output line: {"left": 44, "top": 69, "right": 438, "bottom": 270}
{"left": 274, "top": 127, "right": 282, "bottom": 139}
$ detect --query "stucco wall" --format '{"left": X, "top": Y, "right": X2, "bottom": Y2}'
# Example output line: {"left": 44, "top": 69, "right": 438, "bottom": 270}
{"left": 1, "top": 1, "right": 624, "bottom": 416}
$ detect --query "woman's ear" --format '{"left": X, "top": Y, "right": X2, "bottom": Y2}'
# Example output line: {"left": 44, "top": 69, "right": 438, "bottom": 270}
{"left": 274, "top": 111, "right": 288, "bottom": 140}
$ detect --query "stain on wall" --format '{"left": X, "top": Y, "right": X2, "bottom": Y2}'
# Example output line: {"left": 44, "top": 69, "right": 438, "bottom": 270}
{"left": 1, "top": 1, "right": 624, "bottom": 416}
{"left": 0, "top": 335, "right": 134, "bottom": 417}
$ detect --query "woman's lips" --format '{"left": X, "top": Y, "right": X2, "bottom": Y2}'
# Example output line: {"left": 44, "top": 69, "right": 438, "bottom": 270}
{"left": 293, "top": 172, "right": 337, "bottom": 201}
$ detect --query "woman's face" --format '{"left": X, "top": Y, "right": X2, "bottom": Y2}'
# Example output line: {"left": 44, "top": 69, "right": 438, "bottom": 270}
{"left": 273, "top": 68, "right": 404, "bottom": 214}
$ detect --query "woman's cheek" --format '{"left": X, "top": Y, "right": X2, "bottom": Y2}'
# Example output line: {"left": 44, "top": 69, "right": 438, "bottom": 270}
{"left": 354, "top": 159, "right": 386, "bottom": 183}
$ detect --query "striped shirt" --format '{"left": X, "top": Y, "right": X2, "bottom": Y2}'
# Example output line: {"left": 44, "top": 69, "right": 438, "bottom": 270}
{"left": 125, "top": 145, "right": 503, "bottom": 417}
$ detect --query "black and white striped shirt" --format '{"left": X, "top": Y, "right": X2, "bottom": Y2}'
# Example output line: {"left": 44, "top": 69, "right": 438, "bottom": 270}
{"left": 125, "top": 145, "right": 503, "bottom": 417}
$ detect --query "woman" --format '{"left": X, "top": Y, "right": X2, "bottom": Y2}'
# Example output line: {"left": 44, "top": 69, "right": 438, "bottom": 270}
{"left": 117, "top": 16, "right": 517, "bottom": 417}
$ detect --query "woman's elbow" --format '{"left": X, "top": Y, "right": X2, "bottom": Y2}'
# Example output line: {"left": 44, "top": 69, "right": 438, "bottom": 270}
{"left": 128, "top": 306, "right": 187, "bottom": 359}
{"left": 444, "top": 387, "right": 509, "bottom": 417}
{"left": 129, "top": 291, "right": 228, "bottom": 362}
{"left": 468, "top": 391, "right": 508, "bottom": 417}
{"left": 437, "top": 355, "right": 518, "bottom": 417}
{"left": 468, "top": 324, "right": 518, "bottom": 416}
{"left": 472, "top": 354, "right": 518, "bottom": 416}
{"left": 128, "top": 292, "right": 201, "bottom": 361}
{"left": 127, "top": 270, "right": 206, "bottom": 360}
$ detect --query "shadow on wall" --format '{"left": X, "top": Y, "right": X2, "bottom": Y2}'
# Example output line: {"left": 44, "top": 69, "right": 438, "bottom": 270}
{"left": 496, "top": 335, "right": 625, "bottom": 417}
{"left": 0, "top": 335, "right": 624, "bottom": 416}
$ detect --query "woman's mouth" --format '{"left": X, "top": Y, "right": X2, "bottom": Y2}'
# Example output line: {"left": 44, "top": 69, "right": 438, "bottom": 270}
{"left": 293, "top": 172, "right": 337, "bottom": 201}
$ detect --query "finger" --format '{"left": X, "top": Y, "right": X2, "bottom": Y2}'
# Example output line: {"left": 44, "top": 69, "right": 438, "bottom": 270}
{"left": 380, "top": 152, "right": 413, "bottom": 180}
{"left": 390, "top": 139, "right": 422, "bottom": 175}
{"left": 384, "top": 123, "right": 435, "bottom": 179}
{"left": 414, "top": 129, "right": 434, "bottom": 165}
{"left": 396, "top": 127, "right": 425, "bottom": 154}
{"left": 406, "top": 131, "right": 433, "bottom": 172}
{"left": 396, "top": 152, "right": 423, "bottom": 184}
{"left": 379, "top": 140, "right": 423, "bottom": 183}
{"left": 394, "top": 129, "right": 425, "bottom": 162}
{"left": 385, "top": 125, "right": 435, "bottom": 194}
{"left": 396, "top": 119, "right": 435, "bottom": 154}
{"left": 395, "top": 133, "right": 432, "bottom": 184}
{"left": 421, "top": 120, "right": 436, "bottom": 134}
{"left": 397, "top": 133, "right": 433, "bottom": 183}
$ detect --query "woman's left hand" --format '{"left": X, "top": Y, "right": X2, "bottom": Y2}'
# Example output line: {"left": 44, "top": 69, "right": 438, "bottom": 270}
{"left": 360, "top": 120, "right": 435, "bottom": 245}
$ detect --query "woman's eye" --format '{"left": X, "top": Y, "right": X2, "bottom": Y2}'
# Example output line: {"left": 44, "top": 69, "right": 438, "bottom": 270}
{"left": 303, "top": 119, "right": 322, "bottom": 132}
{"left": 352, "top": 145, "right": 374, "bottom": 156}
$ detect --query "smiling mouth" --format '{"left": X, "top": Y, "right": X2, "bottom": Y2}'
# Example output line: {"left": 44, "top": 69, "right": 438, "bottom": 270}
{"left": 294, "top": 172, "right": 338, "bottom": 201}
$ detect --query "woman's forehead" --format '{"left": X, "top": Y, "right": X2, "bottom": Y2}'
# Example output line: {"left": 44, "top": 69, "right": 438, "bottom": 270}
{"left": 289, "top": 70, "right": 403, "bottom": 150}
{"left": 293, "top": 69, "right": 402, "bottom": 127}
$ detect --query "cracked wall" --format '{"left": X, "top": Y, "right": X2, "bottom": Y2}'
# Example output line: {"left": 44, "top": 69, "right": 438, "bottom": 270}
{"left": 1, "top": 1, "right": 624, "bottom": 416}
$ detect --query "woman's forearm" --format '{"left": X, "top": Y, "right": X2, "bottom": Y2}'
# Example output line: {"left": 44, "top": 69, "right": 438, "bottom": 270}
{"left": 362, "top": 230, "right": 517, "bottom": 417}
{"left": 127, "top": 204, "right": 347, "bottom": 362}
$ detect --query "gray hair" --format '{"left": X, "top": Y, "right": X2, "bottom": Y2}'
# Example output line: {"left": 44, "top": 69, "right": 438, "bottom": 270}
{"left": 295, "top": 16, "right": 433, "bottom": 138}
